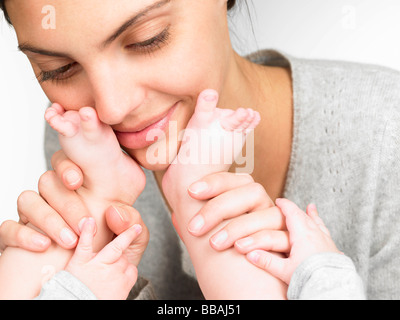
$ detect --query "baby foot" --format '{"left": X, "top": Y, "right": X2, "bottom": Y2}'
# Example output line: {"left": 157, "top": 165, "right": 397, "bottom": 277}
{"left": 162, "top": 89, "right": 260, "bottom": 210}
{"left": 45, "top": 103, "right": 145, "bottom": 203}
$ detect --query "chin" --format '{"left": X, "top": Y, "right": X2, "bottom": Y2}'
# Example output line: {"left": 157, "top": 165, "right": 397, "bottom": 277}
{"left": 124, "top": 142, "right": 179, "bottom": 173}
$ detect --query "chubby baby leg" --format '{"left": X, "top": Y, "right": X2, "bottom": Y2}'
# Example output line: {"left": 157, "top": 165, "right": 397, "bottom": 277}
{"left": 160, "top": 90, "right": 288, "bottom": 299}
{"left": 45, "top": 104, "right": 145, "bottom": 251}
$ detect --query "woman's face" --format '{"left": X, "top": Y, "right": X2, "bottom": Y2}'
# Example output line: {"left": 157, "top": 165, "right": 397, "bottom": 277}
{"left": 7, "top": 0, "right": 233, "bottom": 170}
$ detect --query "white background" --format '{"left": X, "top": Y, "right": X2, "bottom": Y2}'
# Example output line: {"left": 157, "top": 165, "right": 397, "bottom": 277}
{"left": 1, "top": 0, "right": 399, "bottom": 224}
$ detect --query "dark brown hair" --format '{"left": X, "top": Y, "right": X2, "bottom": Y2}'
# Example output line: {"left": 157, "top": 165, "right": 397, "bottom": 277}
{"left": 0, "top": 0, "right": 11, "bottom": 24}
{"left": 227, "top": 0, "right": 237, "bottom": 11}
{"left": 1, "top": 0, "right": 238, "bottom": 25}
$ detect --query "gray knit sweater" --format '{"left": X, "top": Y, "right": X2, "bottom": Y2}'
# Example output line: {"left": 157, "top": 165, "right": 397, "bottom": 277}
{"left": 39, "top": 50, "right": 400, "bottom": 300}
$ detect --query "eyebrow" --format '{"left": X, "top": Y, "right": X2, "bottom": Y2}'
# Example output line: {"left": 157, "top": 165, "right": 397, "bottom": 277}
{"left": 103, "top": 0, "right": 171, "bottom": 47}
{"left": 18, "top": 0, "right": 171, "bottom": 57}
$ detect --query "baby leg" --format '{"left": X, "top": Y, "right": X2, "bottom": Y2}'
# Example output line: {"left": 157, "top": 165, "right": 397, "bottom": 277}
{"left": 45, "top": 104, "right": 145, "bottom": 202}
{"left": 45, "top": 104, "right": 145, "bottom": 251}
{"left": 160, "top": 90, "right": 287, "bottom": 299}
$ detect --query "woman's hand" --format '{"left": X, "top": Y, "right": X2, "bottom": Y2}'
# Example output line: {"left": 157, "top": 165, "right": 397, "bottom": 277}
{"left": 0, "top": 150, "right": 149, "bottom": 261}
{"left": 183, "top": 172, "right": 290, "bottom": 254}
{"left": 0, "top": 150, "right": 89, "bottom": 252}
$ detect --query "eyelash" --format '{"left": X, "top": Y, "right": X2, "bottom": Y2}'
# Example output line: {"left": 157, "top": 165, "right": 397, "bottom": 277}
{"left": 37, "top": 62, "right": 77, "bottom": 84}
{"left": 126, "top": 25, "right": 170, "bottom": 54}
{"left": 37, "top": 26, "right": 171, "bottom": 84}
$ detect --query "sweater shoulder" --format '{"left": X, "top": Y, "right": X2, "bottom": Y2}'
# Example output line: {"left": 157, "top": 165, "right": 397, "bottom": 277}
{"left": 288, "top": 54, "right": 400, "bottom": 114}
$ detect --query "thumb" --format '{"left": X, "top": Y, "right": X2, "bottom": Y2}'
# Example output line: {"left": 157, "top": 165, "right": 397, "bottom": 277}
{"left": 105, "top": 204, "right": 141, "bottom": 235}
{"left": 71, "top": 218, "right": 96, "bottom": 263}
{"left": 96, "top": 224, "right": 143, "bottom": 264}
{"left": 105, "top": 204, "right": 149, "bottom": 266}
{"left": 275, "top": 198, "right": 309, "bottom": 239}
{"left": 246, "top": 250, "right": 289, "bottom": 284}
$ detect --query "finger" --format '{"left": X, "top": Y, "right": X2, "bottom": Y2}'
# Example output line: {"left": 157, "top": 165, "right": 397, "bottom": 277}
{"left": 246, "top": 250, "right": 289, "bottom": 284}
{"left": 38, "top": 170, "right": 91, "bottom": 237}
{"left": 49, "top": 102, "right": 65, "bottom": 114}
{"left": 105, "top": 204, "right": 143, "bottom": 236}
{"left": 306, "top": 203, "right": 331, "bottom": 236}
{"left": 51, "top": 150, "right": 84, "bottom": 190}
{"left": 234, "top": 230, "right": 291, "bottom": 254}
{"left": 72, "top": 218, "right": 96, "bottom": 263}
{"left": 0, "top": 220, "right": 51, "bottom": 252}
{"left": 17, "top": 189, "right": 78, "bottom": 249}
{"left": 105, "top": 204, "right": 149, "bottom": 266}
{"left": 208, "top": 207, "right": 286, "bottom": 251}
{"left": 275, "top": 198, "right": 312, "bottom": 238}
{"left": 105, "top": 203, "right": 150, "bottom": 265}
{"left": 188, "top": 183, "right": 276, "bottom": 236}
{"left": 188, "top": 172, "right": 257, "bottom": 200}
{"left": 306, "top": 203, "right": 319, "bottom": 219}
{"left": 125, "top": 264, "right": 139, "bottom": 287}
{"left": 96, "top": 224, "right": 142, "bottom": 264}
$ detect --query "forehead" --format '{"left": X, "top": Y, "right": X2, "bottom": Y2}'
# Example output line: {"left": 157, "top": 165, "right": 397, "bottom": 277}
{"left": 7, "top": 0, "right": 168, "bottom": 48}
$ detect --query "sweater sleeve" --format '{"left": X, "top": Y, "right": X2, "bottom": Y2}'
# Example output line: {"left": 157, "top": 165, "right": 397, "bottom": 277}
{"left": 287, "top": 252, "right": 366, "bottom": 300}
{"left": 35, "top": 271, "right": 97, "bottom": 300}
{"left": 35, "top": 271, "right": 157, "bottom": 300}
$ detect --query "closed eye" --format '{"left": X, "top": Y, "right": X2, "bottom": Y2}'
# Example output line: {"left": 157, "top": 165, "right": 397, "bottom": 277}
{"left": 126, "top": 25, "right": 170, "bottom": 54}
{"left": 37, "top": 62, "right": 79, "bottom": 83}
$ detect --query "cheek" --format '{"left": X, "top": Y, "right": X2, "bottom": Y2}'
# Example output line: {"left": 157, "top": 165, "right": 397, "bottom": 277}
{"left": 129, "top": 41, "right": 229, "bottom": 170}
{"left": 144, "top": 22, "right": 228, "bottom": 99}
{"left": 167, "top": 44, "right": 226, "bottom": 96}
{"left": 41, "top": 76, "right": 93, "bottom": 111}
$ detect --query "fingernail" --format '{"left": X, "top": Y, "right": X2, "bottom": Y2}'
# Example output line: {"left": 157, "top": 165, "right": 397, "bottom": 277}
{"left": 78, "top": 217, "right": 88, "bottom": 232}
{"left": 31, "top": 234, "right": 50, "bottom": 248}
{"left": 309, "top": 203, "right": 317, "bottom": 211}
{"left": 188, "top": 215, "right": 205, "bottom": 234}
{"left": 211, "top": 230, "right": 228, "bottom": 247}
{"left": 132, "top": 224, "right": 143, "bottom": 235}
{"left": 188, "top": 181, "right": 209, "bottom": 195}
{"left": 78, "top": 217, "right": 96, "bottom": 234}
{"left": 247, "top": 251, "right": 260, "bottom": 264}
{"left": 204, "top": 93, "right": 217, "bottom": 102}
{"left": 112, "top": 205, "right": 128, "bottom": 222}
{"left": 64, "top": 170, "right": 81, "bottom": 186}
{"left": 60, "top": 228, "right": 78, "bottom": 246}
{"left": 235, "top": 237, "right": 254, "bottom": 249}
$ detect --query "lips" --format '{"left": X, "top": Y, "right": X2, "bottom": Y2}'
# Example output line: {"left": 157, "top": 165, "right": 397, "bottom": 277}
{"left": 114, "top": 102, "right": 178, "bottom": 150}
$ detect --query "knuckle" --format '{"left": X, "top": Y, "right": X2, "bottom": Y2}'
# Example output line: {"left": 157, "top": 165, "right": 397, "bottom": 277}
{"left": 15, "top": 226, "right": 28, "bottom": 247}
{"left": 42, "top": 210, "right": 58, "bottom": 228}
{"left": 249, "top": 183, "right": 274, "bottom": 208}
{"left": 61, "top": 200, "right": 83, "bottom": 218}
{"left": 0, "top": 220, "right": 13, "bottom": 238}
{"left": 239, "top": 173, "right": 255, "bottom": 184}
{"left": 38, "top": 170, "right": 56, "bottom": 192}
{"left": 251, "top": 182, "right": 267, "bottom": 199}
{"left": 17, "top": 190, "right": 37, "bottom": 211}
{"left": 51, "top": 149, "right": 64, "bottom": 170}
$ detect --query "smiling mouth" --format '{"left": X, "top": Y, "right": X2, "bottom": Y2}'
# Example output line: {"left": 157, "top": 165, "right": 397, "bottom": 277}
{"left": 114, "top": 102, "right": 179, "bottom": 150}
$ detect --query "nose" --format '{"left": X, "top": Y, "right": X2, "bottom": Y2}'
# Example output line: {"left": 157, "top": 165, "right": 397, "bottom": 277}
{"left": 88, "top": 62, "right": 146, "bottom": 125}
